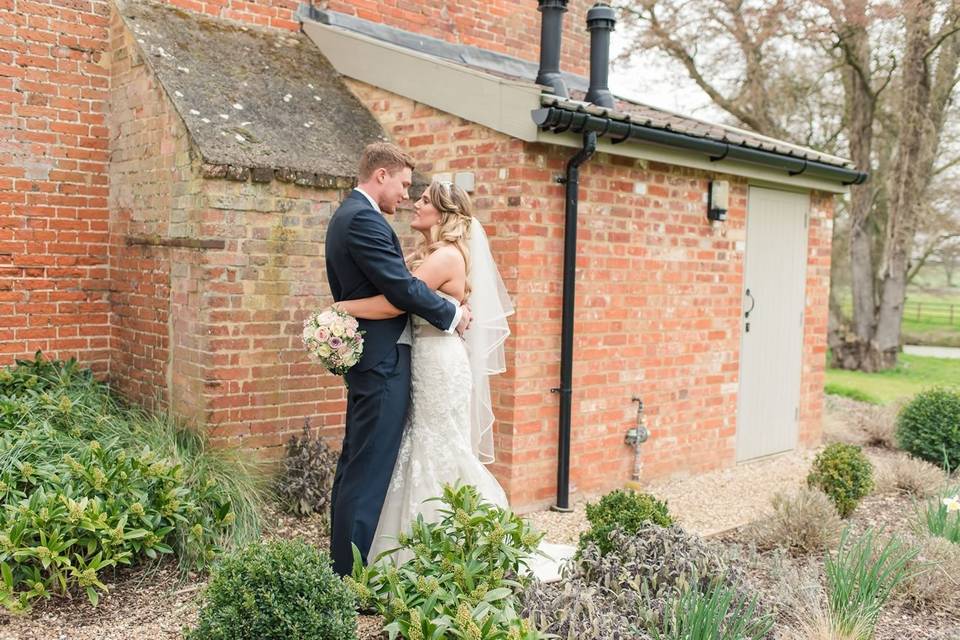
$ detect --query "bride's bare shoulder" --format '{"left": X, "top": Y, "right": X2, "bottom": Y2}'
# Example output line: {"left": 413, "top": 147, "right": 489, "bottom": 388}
{"left": 423, "top": 244, "right": 465, "bottom": 269}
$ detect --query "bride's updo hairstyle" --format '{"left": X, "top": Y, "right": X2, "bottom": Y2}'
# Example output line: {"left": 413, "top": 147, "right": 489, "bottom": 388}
{"left": 408, "top": 180, "right": 474, "bottom": 299}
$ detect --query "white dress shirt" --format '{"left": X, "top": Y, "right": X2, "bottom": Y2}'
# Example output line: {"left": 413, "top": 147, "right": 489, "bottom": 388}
{"left": 352, "top": 188, "right": 462, "bottom": 335}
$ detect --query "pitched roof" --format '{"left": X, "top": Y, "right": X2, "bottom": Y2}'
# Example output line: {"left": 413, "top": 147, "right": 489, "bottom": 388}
{"left": 118, "top": 1, "right": 386, "bottom": 184}
{"left": 304, "top": 6, "right": 854, "bottom": 171}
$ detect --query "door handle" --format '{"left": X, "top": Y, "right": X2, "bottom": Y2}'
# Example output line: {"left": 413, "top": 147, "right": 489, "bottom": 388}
{"left": 744, "top": 288, "right": 756, "bottom": 318}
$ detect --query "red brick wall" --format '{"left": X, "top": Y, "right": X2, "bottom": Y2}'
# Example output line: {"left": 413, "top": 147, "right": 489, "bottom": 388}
{"left": 347, "top": 79, "right": 832, "bottom": 510}
{"left": 0, "top": 0, "right": 111, "bottom": 372}
{"left": 107, "top": 4, "right": 351, "bottom": 451}
{"left": 800, "top": 193, "right": 834, "bottom": 447}
{"left": 108, "top": 12, "right": 193, "bottom": 413}
{"left": 196, "top": 177, "right": 349, "bottom": 454}
{"left": 322, "top": 0, "right": 593, "bottom": 78}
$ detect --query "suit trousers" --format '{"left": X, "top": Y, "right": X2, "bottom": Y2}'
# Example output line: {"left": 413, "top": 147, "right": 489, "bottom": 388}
{"left": 329, "top": 344, "right": 411, "bottom": 576}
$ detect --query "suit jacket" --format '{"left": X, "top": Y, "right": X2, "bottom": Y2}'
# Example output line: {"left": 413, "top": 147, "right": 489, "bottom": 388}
{"left": 325, "top": 190, "right": 456, "bottom": 372}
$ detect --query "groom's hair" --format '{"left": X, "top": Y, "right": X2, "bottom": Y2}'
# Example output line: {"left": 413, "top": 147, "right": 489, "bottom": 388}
{"left": 358, "top": 142, "right": 415, "bottom": 181}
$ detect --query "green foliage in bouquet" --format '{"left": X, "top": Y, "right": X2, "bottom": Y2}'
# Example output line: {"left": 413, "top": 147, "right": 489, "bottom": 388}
{"left": 577, "top": 489, "right": 673, "bottom": 557}
{"left": 347, "top": 483, "right": 548, "bottom": 640}
{"left": 896, "top": 387, "right": 960, "bottom": 471}
{"left": 0, "top": 353, "right": 263, "bottom": 612}
{"left": 807, "top": 443, "right": 874, "bottom": 518}
{"left": 187, "top": 539, "right": 355, "bottom": 640}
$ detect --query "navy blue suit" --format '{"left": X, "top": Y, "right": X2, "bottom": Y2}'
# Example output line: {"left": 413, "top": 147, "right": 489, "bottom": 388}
{"left": 324, "top": 189, "right": 456, "bottom": 576}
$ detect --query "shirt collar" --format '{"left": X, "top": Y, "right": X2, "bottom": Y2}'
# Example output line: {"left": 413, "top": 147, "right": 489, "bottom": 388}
{"left": 354, "top": 187, "right": 380, "bottom": 213}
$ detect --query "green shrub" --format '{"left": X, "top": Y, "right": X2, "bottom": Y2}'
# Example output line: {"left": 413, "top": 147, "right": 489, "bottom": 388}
{"left": 578, "top": 489, "right": 672, "bottom": 556}
{"left": 896, "top": 387, "right": 960, "bottom": 471}
{"left": 187, "top": 539, "right": 355, "bottom": 640}
{"left": 0, "top": 353, "right": 263, "bottom": 612}
{"left": 650, "top": 581, "right": 772, "bottom": 640}
{"left": 274, "top": 420, "right": 338, "bottom": 522}
{"left": 807, "top": 443, "right": 874, "bottom": 518}
{"left": 349, "top": 483, "right": 545, "bottom": 640}
{"left": 825, "top": 528, "right": 916, "bottom": 639}
{"left": 524, "top": 525, "right": 752, "bottom": 638}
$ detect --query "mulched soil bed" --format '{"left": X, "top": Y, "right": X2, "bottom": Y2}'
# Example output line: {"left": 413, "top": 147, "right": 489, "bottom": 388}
{"left": 3, "top": 396, "right": 956, "bottom": 639}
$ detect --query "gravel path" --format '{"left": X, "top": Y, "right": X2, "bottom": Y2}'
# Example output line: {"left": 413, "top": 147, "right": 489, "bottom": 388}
{"left": 527, "top": 448, "right": 822, "bottom": 544}
{"left": 902, "top": 344, "right": 960, "bottom": 359}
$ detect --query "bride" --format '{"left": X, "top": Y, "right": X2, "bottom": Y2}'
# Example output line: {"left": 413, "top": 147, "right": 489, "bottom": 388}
{"left": 333, "top": 180, "right": 513, "bottom": 564}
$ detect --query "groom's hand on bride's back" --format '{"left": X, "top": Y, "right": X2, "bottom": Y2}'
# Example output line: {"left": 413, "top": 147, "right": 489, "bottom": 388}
{"left": 456, "top": 303, "right": 472, "bottom": 337}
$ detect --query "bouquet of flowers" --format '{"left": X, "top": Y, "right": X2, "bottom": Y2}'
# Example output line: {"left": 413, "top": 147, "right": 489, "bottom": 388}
{"left": 302, "top": 306, "right": 364, "bottom": 375}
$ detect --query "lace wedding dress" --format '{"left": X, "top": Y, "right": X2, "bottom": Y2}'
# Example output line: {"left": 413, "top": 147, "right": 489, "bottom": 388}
{"left": 367, "top": 291, "right": 508, "bottom": 564}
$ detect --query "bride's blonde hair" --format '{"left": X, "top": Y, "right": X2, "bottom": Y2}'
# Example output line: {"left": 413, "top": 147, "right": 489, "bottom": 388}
{"left": 408, "top": 181, "right": 473, "bottom": 299}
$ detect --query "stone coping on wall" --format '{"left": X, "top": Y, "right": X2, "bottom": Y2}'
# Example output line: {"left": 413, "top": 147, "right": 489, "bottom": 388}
{"left": 116, "top": 0, "right": 386, "bottom": 183}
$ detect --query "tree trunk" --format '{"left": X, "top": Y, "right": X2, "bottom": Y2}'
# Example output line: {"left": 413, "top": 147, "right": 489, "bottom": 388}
{"left": 832, "top": 0, "right": 960, "bottom": 370}
{"left": 828, "top": 6, "right": 883, "bottom": 369}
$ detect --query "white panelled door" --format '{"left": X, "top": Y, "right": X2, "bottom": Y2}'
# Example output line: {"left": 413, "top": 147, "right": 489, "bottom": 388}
{"left": 736, "top": 187, "right": 810, "bottom": 462}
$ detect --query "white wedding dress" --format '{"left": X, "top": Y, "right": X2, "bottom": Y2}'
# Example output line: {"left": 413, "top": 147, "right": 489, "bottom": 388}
{"left": 367, "top": 291, "right": 508, "bottom": 564}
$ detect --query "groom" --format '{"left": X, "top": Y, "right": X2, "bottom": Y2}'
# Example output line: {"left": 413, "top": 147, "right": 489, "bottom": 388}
{"left": 325, "top": 142, "right": 471, "bottom": 576}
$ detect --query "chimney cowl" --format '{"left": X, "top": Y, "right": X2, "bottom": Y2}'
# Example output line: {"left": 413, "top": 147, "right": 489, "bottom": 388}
{"left": 586, "top": 3, "right": 616, "bottom": 29}
{"left": 585, "top": 3, "right": 616, "bottom": 109}
{"left": 535, "top": 0, "right": 569, "bottom": 98}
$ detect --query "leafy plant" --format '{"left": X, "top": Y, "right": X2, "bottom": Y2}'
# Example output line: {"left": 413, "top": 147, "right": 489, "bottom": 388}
{"left": 187, "top": 539, "right": 355, "bottom": 640}
{"left": 650, "top": 580, "right": 773, "bottom": 640}
{"left": 825, "top": 528, "right": 916, "bottom": 639}
{"left": 274, "top": 419, "right": 338, "bottom": 522}
{"left": 750, "top": 486, "right": 841, "bottom": 556}
{"left": 896, "top": 387, "right": 960, "bottom": 471}
{"left": 0, "top": 353, "right": 263, "bottom": 612}
{"left": 524, "top": 525, "right": 746, "bottom": 638}
{"left": 348, "top": 483, "right": 546, "bottom": 640}
{"left": 807, "top": 443, "right": 874, "bottom": 518}
{"left": 921, "top": 486, "right": 960, "bottom": 544}
{"left": 578, "top": 489, "right": 672, "bottom": 557}
{"left": 522, "top": 577, "right": 650, "bottom": 640}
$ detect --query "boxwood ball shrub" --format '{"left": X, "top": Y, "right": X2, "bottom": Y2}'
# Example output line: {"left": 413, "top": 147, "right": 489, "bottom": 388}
{"left": 187, "top": 539, "right": 356, "bottom": 640}
{"left": 896, "top": 387, "right": 960, "bottom": 471}
{"left": 577, "top": 489, "right": 673, "bottom": 557}
{"left": 807, "top": 443, "right": 874, "bottom": 518}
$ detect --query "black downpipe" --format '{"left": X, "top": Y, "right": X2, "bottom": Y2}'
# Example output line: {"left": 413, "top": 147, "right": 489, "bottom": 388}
{"left": 553, "top": 130, "right": 597, "bottom": 512}
{"left": 531, "top": 106, "right": 870, "bottom": 185}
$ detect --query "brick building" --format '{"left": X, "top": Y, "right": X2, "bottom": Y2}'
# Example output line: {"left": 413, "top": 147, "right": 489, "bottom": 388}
{"left": 0, "top": 0, "right": 864, "bottom": 511}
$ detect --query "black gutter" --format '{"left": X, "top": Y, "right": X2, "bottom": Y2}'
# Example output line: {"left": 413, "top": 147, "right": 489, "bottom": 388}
{"left": 532, "top": 106, "right": 869, "bottom": 185}
{"left": 551, "top": 130, "right": 598, "bottom": 512}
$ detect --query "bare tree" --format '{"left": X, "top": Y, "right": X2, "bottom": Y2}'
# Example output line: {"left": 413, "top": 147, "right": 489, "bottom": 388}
{"left": 618, "top": 0, "right": 960, "bottom": 371}
{"left": 942, "top": 239, "right": 960, "bottom": 285}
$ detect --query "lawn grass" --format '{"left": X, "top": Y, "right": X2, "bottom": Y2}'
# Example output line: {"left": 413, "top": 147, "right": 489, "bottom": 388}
{"left": 834, "top": 284, "right": 960, "bottom": 347}
{"left": 825, "top": 353, "right": 960, "bottom": 405}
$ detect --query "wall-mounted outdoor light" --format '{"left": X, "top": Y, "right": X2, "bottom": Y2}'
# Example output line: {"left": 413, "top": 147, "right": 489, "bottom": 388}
{"left": 707, "top": 180, "right": 729, "bottom": 222}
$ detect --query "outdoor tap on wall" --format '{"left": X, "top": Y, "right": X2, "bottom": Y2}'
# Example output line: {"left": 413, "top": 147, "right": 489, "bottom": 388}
{"left": 626, "top": 397, "right": 649, "bottom": 482}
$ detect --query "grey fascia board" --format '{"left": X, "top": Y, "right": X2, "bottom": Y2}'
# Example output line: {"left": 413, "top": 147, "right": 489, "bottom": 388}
{"left": 301, "top": 19, "right": 543, "bottom": 142}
